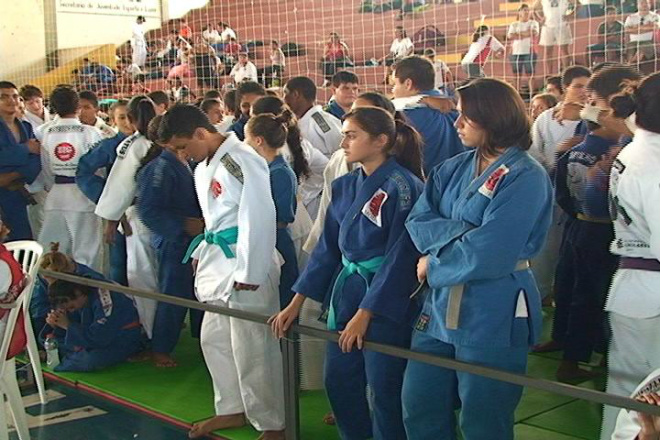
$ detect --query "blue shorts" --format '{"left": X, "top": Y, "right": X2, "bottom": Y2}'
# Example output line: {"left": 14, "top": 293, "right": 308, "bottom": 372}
{"left": 510, "top": 53, "right": 537, "bottom": 75}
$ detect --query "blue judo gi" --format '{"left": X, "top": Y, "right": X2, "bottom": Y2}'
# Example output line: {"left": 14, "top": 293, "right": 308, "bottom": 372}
{"left": 269, "top": 155, "right": 299, "bottom": 308}
{"left": 324, "top": 100, "right": 345, "bottom": 121}
{"left": 76, "top": 132, "right": 129, "bottom": 285}
{"left": 136, "top": 149, "right": 203, "bottom": 354}
{"left": 403, "top": 147, "right": 553, "bottom": 440}
{"left": 40, "top": 268, "right": 142, "bottom": 372}
{"left": 229, "top": 115, "right": 248, "bottom": 141}
{"left": 400, "top": 90, "right": 465, "bottom": 176}
{"left": 552, "top": 133, "right": 620, "bottom": 363}
{"left": 293, "top": 158, "right": 424, "bottom": 440}
{"left": 0, "top": 118, "right": 41, "bottom": 240}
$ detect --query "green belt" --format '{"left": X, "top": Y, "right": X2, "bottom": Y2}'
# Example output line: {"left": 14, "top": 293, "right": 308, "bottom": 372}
{"left": 326, "top": 255, "right": 384, "bottom": 331}
{"left": 182, "top": 227, "right": 239, "bottom": 263}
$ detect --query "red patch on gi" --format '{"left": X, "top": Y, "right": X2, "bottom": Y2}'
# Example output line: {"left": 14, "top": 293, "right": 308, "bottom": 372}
{"left": 54, "top": 142, "right": 76, "bottom": 161}
{"left": 479, "top": 165, "right": 509, "bottom": 198}
{"left": 210, "top": 179, "right": 223, "bottom": 198}
{"left": 362, "top": 189, "right": 389, "bottom": 227}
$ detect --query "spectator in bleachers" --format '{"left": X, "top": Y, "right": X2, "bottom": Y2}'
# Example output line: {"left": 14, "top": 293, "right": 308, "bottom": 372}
{"left": 534, "top": 0, "right": 576, "bottom": 74}
{"left": 219, "top": 22, "right": 237, "bottom": 43}
{"left": 229, "top": 81, "right": 266, "bottom": 140}
{"left": 202, "top": 24, "right": 222, "bottom": 46}
{"left": 193, "top": 43, "right": 222, "bottom": 92}
{"left": 179, "top": 17, "right": 192, "bottom": 41}
{"left": 168, "top": 77, "right": 195, "bottom": 103}
{"left": 132, "top": 74, "right": 151, "bottom": 95}
{"left": 461, "top": 25, "right": 505, "bottom": 79}
{"left": 391, "top": 56, "right": 465, "bottom": 175}
{"left": 131, "top": 16, "right": 147, "bottom": 68}
{"left": 577, "top": 0, "right": 605, "bottom": 18}
{"left": 79, "top": 90, "right": 116, "bottom": 138}
{"left": 545, "top": 75, "right": 564, "bottom": 99}
{"left": 624, "top": 0, "right": 659, "bottom": 64}
{"left": 201, "top": 98, "right": 224, "bottom": 125}
{"left": 321, "top": 33, "right": 353, "bottom": 88}
{"left": 19, "top": 85, "right": 51, "bottom": 129}
{"left": 586, "top": 6, "right": 625, "bottom": 66}
{"left": 508, "top": 4, "right": 541, "bottom": 94}
{"left": 423, "top": 49, "right": 453, "bottom": 96}
{"left": 324, "top": 71, "right": 359, "bottom": 120}
{"left": 530, "top": 93, "right": 559, "bottom": 120}
{"left": 147, "top": 90, "right": 171, "bottom": 115}
{"left": 222, "top": 37, "right": 243, "bottom": 70}
{"left": 230, "top": 52, "right": 258, "bottom": 84}
{"left": 378, "top": 26, "right": 415, "bottom": 85}
{"left": 258, "top": 41, "right": 286, "bottom": 87}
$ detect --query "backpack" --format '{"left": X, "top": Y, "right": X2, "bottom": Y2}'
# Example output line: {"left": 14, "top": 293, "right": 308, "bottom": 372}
{"left": 413, "top": 25, "right": 446, "bottom": 51}
{"left": 281, "top": 42, "right": 306, "bottom": 57}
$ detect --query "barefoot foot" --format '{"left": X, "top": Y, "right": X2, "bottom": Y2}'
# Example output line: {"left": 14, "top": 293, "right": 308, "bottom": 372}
{"left": 188, "top": 413, "right": 246, "bottom": 439}
{"left": 322, "top": 412, "right": 335, "bottom": 425}
{"left": 153, "top": 352, "right": 178, "bottom": 368}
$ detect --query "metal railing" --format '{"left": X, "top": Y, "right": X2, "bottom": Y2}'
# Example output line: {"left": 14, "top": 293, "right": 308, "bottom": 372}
{"left": 40, "top": 269, "right": 660, "bottom": 439}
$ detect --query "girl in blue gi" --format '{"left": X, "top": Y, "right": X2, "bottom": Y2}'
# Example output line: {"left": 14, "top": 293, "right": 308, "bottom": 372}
{"left": 270, "top": 107, "right": 425, "bottom": 440}
{"left": 76, "top": 99, "right": 133, "bottom": 285}
{"left": 244, "top": 112, "right": 303, "bottom": 308}
{"left": 43, "top": 277, "right": 142, "bottom": 372}
{"left": 136, "top": 116, "right": 204, "bottom": 368}
{"left": 402, "top": 78, "right": 553, "bottom": 440}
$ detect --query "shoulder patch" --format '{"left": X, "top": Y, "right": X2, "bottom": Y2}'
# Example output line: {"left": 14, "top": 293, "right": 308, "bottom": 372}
{"left": 389, "top": 171, "right": 412, "bottom": 209}
{"left": 220, "top": 153, "right": 244, "bottom": 184}
{"left": 98, "top": 289, "right": 113, "bottom": 317}
{"left": 312, "top": 112, "right": 331, "bottom": 133}
{"left": 479, "top": 164, "right": 509, "bottom": 199}
{"left": 362, "top": 188, "right": 389, "bottom": 227}
{"left": 116, "top": 135, "right": 137, "bottom": 158}
{"left": 612, "top": 158, "right": 626, "bottom": 174}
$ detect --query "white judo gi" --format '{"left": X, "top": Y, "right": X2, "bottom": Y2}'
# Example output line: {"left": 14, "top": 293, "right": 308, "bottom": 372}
{"left": 192, "top": 133, "right": 285, "bottom": 431}
{"left": 36, "top": 118, "right": 104, "bottom": 271}
{"left": 131, "top": 22, "right": 147, "bottom": 68}
{"left": 95, "top": 133, "right": 159, "bottom": 338}
{"left": 601, "top": 128, "right": 660, "bottom": 440}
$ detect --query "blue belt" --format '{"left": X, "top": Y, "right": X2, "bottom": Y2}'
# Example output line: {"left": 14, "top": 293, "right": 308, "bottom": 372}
{"left": 54, "top": 175, "right": 76, "bottom": 184}
{"left": 326, "top": 255, "right": 384, "bottom": 331}
{"left": 182, "top": 227, "right": 239, "bottom": 263}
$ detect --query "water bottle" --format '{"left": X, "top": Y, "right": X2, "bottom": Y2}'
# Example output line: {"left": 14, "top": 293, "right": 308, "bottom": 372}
{"left": 44, "top": 334, "right": 60, "bottom": 369}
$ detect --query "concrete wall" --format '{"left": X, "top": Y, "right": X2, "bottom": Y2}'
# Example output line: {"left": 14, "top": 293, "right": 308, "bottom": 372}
{"left": 0, "top": 0, "right": 48, "bottom": 83}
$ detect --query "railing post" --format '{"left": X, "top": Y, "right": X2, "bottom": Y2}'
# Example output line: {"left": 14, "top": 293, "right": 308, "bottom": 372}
{"left": 282, "top": 329, "right": 300, "bottom": 440}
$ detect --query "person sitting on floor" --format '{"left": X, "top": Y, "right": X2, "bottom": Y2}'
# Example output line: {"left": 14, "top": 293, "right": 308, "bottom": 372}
{"left": 41, "top": 276, "right": 143, "bottom": 372}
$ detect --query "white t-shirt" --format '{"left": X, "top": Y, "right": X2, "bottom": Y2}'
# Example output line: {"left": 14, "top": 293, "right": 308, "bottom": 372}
{"left": 221, "top": 27, "right": 237, "bottom": 42}
{"left": 230, "top": 61, "right": 258, "bottom": 83}
{"left": 390, "top": 37, "right": 414, "bottom": 60}
{"left": 541, "top": 0, "right": 572, "bottom": 28}
{"left": 132, "top": 22, "right": 146, "bottom": 47}
{"left": 529, "top": 106, "right": 579, "bottom": 172}
{"left": 508, "top": 20, "right": 541, "bottom": 54}
{"left": 461, "top": 35, "right": 505, "bottom": 65}
{"left": 203, "top": 29, "right": 222, "bottom": 44}
{"left": 433, "top": 60, "right": 450, "bottom": 89}
{"left": 624, "top": 12, "right": 660, "bottom": 43}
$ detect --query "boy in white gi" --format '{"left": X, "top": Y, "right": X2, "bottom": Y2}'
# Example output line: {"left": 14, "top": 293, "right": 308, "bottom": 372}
{"left": 158, "top": 104, "right": 285, "bottom": 440}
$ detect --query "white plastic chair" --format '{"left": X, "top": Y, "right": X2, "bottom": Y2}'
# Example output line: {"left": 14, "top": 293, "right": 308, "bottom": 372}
{"left": 4, "top": 241, "right": 46, "bottom": 405}
{"left": 0, "top": 282, "right": 31, "bottom": 440}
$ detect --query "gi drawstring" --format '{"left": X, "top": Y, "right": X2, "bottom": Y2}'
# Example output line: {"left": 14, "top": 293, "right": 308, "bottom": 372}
{"left": 326, "top": 255, "right": 384, "bottom": 331}
{"left": 182, "top": 227, "right": 239, "bottom": 263}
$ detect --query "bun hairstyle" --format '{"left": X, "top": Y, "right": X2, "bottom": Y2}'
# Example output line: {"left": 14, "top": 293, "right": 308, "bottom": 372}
{"left": 128, "top": 95, "right": 157, "bottom": 136}
{"left": 344, "top": 106, "right": 424, "bottom": 180}
{"left": 250, "top": 96, "right": 311, "bottom": 180}
{"left": 610, "top": 73, "right": 660, "bottom": 134}
{"left": 40, "top": 242, "right": 75, "bottom": 273}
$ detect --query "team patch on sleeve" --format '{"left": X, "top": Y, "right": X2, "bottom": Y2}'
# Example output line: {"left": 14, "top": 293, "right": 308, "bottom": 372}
{"left": 98, "top": 289, "right": 113, "bottom": 317}
{"left": 311, "top": 112, "right": 331, "bottom": 133}
{"left": 478, "top": 164, "right": 510, "bottom": 199}
{"left": 210, "top": 179, "right": 223, "bottom": 198}
{"left": 220, "top": 153, "right": 244, "bottom": 184}
{"left": 390, "top": 172, "right": 412, "bottom": 209}
{"left": 362, "top": 189, "right": 389, "bottom": 227}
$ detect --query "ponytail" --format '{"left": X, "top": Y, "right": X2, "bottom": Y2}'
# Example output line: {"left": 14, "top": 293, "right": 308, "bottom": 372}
{"left": 610, "top": 73, "right": 660, "bottom": 134}
{"left": 251, "top": 96, "right": 311, "bottom": 180}
{"left": 136, "top": 115, "right": 164, "bottom": 178}
{"left": 344, "top": 107, "right": 424, "bottom": 180}
{"left": 128, "top": 95, "right": 157, "bottom": 136}
{"left": 40, "top": 242, "right": 75, "bottom": 273}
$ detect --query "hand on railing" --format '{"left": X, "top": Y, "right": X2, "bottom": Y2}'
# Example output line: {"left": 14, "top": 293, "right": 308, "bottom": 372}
{"left": 269, "top": 293, "right": 304, "bottom": 338}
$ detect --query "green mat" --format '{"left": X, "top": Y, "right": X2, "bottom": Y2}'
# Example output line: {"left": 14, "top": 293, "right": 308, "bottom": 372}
{"left": 42, "top": 308, "right": 603, "bottom": 440}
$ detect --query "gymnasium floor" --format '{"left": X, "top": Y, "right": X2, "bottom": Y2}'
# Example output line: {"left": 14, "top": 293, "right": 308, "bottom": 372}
{"left": 17, "top": 310, "right": 605, "bottom": 440}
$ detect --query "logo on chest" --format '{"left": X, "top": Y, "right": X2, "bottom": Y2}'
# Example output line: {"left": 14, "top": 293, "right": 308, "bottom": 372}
{"left": 54, "top": 142, "right": 76, "bottom": 161}
{"left": 362, "top": 189, "right": 389, "bottom": 227}
{"left": 479, "top": 165, "right": 510, "bottom": 199}
{"left": 210, "top": 179, "right": 223, "bottom": 198}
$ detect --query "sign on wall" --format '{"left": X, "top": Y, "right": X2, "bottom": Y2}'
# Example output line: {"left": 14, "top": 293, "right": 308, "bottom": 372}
{"left": 56, "top": 0, "right": 160, "bottom": 18}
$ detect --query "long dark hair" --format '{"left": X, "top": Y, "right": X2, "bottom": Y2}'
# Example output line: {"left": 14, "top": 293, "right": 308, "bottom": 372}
{"left": 472, "top": 25, "right": 489, "bottom": 43}
{"left": 610, "top": 72, "right": 660, "bottom": 134}
{"left": 48, "top": 280, "right": 93, "bottom": 307}
{"left": 128, "top": 95, "right": 157, "bottom": 136}
{"left": 136, "top": 115, "right": 164, "bottom": 178}
{"left": 456, "top": 78, "right": 531, "bottom": 156}
{"left": 251, "top": 96, "right": 311, "bottom": 180}
{"left": 343, "top": 107, "right": 424, "bottom": 180}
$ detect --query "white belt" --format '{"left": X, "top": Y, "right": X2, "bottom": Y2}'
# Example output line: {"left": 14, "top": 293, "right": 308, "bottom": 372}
{"left": 446, "top": 260, "right": 530, "bottom": 330}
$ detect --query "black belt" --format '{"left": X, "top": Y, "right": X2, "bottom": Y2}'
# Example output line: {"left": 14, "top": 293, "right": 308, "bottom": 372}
{"left": 54, "top": 175, "right": 76, "bottom": 184}
{"left": 620, "top": 257, "right": 660, "bottom": 272}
